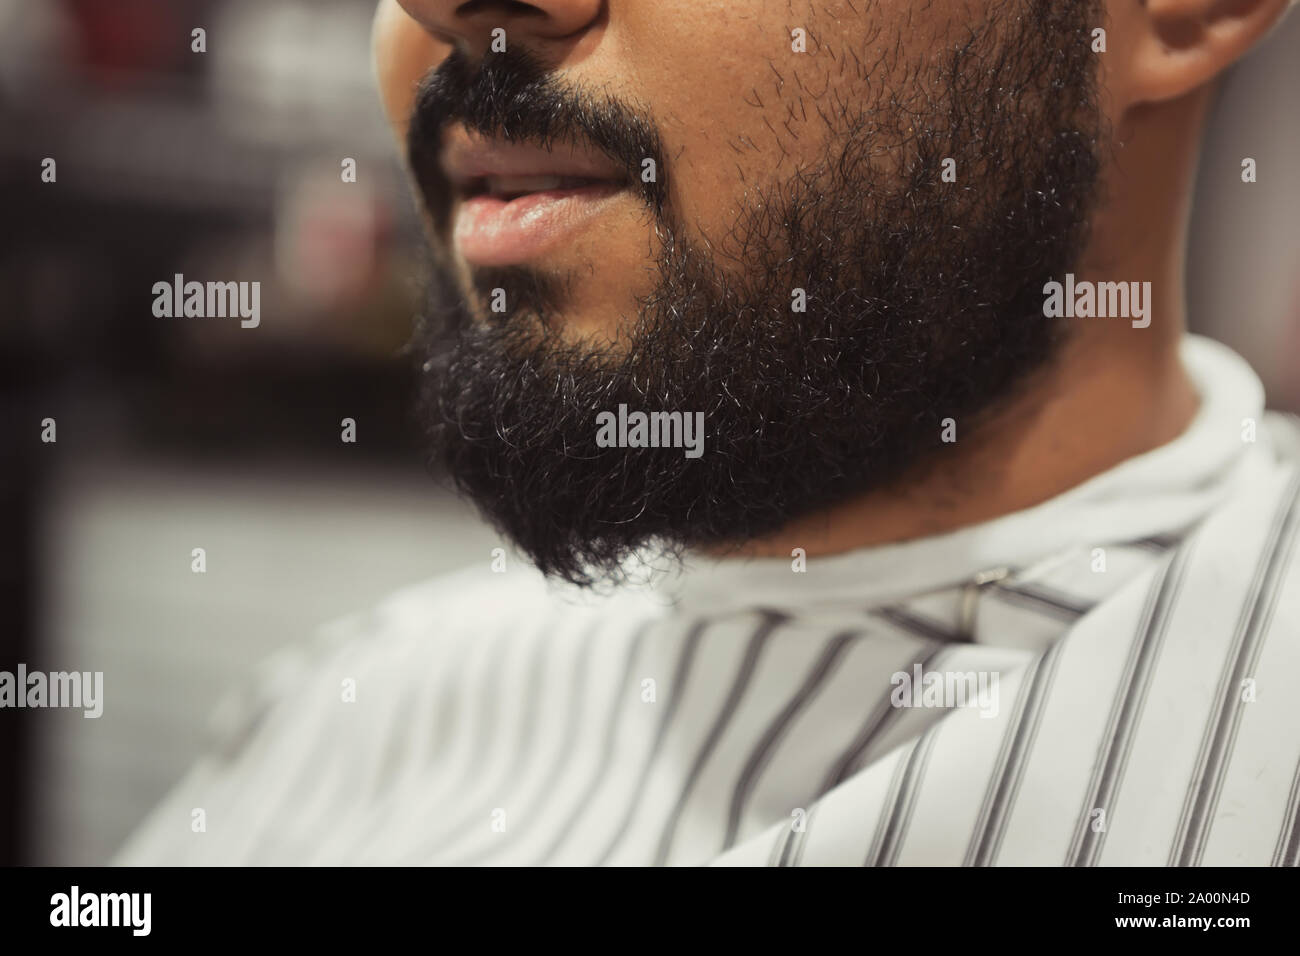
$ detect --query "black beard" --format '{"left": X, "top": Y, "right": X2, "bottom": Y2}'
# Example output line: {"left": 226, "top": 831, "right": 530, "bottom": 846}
{"left": 411, "top": 0, "right": 1105, "bottom": 588}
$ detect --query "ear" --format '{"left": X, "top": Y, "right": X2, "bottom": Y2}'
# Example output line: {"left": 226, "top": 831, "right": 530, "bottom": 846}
{"left": 1109, "top": 0, "right": 1293, "bottom": 108}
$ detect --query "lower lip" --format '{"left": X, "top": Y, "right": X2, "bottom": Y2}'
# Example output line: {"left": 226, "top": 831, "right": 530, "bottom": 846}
{"left": 452, "top": 184, "right": 625, "bottom": 266}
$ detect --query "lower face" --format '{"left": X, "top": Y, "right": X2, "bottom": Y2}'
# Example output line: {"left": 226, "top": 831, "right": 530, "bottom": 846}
{"left": 373, "top": 0, "right": 1107, "bottom": 585}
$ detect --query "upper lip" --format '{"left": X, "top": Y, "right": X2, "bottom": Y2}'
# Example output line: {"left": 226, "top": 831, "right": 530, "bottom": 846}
{"left": 440, "top": 126, "right": 629, "bottom": 197}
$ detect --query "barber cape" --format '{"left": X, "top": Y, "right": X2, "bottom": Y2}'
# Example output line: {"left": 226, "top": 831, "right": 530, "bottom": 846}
{"left": 117, "top": 335, "right": 1300, "bottom": 867}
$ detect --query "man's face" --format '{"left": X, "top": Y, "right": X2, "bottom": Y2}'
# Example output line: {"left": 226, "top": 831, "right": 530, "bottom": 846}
{"left": 375, "top": 0, "right": 1105, "bottom": 586}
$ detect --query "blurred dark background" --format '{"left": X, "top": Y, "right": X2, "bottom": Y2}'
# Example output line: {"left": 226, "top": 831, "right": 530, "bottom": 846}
{"left": 0, "top": 0, "right": 502, "bottom": 866}
{"left": 0, "top": 0, "right": 1297, "bottom": 865}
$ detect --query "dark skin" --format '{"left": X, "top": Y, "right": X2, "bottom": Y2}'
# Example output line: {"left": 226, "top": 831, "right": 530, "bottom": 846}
{"left": 373, "top": 0, "right": 1288, "bottom": 559}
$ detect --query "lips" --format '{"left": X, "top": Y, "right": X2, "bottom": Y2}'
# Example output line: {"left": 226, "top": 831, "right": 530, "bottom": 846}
{"left": 440, "top": 129, "right": 630, "bottom": 266}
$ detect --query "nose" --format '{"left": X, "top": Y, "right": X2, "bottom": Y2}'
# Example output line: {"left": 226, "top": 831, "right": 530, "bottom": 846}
{"left": 394, "top": 0, "right": 603, "bottom": 52}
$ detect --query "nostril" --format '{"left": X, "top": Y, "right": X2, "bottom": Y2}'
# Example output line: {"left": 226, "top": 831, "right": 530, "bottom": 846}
{"left": 454, "top": 0, "right": 547, "bottom": 19}
{"left": 449, "top": 0, "right": 602, "bottom": 41}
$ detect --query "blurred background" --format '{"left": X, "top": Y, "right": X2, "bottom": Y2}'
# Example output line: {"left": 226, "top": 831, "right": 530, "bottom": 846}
{"left": 0, "top": 0, "right": 1297, "bottom": 866}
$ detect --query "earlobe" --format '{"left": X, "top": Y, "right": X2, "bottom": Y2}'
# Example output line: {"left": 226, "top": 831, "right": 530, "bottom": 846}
{"left": 1116, "top": 0, "right": 1292, "bottom": 107}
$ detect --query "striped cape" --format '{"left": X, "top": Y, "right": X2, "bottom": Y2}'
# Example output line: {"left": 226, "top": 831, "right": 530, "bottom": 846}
{"left": 115, "top": 336, "right": 1300, "bottom": 866}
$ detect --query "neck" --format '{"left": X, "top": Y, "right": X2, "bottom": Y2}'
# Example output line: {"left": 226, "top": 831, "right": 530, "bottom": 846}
{"left": 728, "top": 89, "right": 1209, "bottom": 560}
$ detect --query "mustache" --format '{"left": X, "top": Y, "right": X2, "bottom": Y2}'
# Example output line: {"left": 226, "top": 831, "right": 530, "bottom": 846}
{"left": 406, "top": 46, "right": 668, "bottom": 231}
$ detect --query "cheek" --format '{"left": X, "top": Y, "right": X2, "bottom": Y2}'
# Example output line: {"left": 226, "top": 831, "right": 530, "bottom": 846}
{"left": 611, "top": 0, "right": 939, "bottom": 246}
{"left": 613, "top": 4, "right": 786, "bottom": 241}
{"left": 372, "top": 0, "right": 452, "bottom": 146}
{"left": 609, "top": 3, "right": 838, "bottom": 245}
